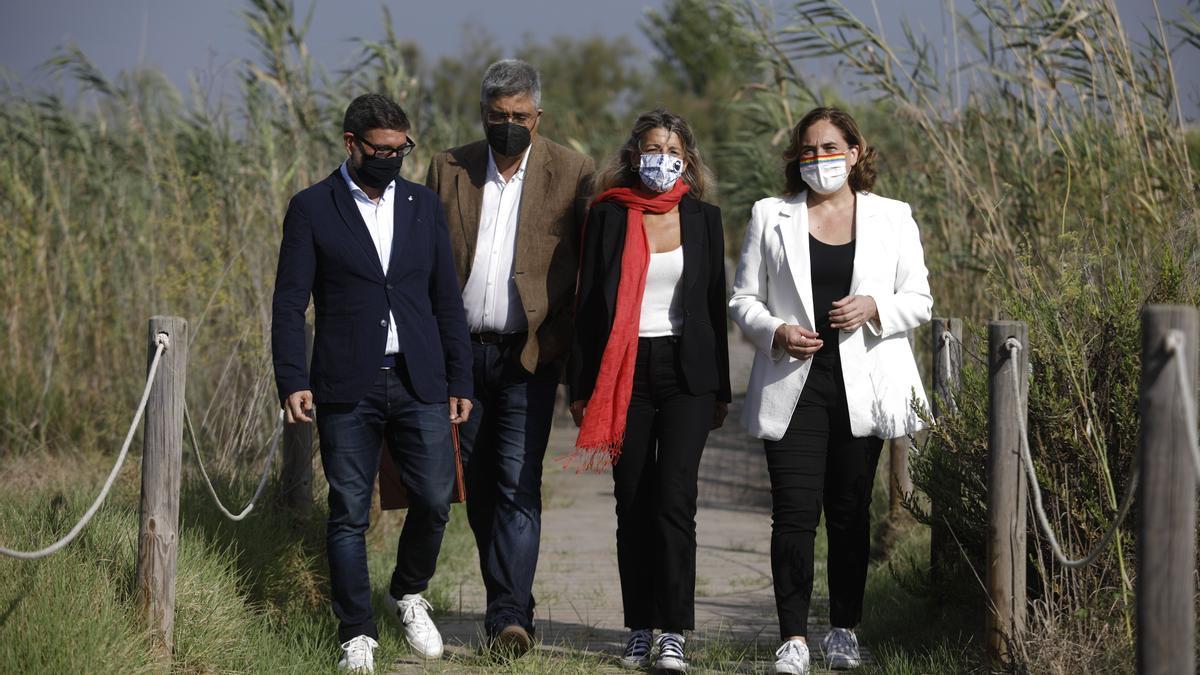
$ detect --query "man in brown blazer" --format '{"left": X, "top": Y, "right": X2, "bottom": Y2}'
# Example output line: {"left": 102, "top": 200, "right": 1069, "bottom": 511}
{"left": 424, "top": 59, "right": 594, "bottom": 655}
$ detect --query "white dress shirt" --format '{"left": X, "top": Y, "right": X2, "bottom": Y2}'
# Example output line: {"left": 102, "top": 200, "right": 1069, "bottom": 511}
{"left": 462, "top": 147, "right": 530, "bottom": 334}
{"left": 340, "top": 161, "right": 400, "bottom": 354}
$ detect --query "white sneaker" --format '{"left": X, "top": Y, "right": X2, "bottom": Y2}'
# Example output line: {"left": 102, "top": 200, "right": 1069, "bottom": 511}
{"left": 388, "top": 592, "right": 444, "bottom": 659}
{"left": 338, "top": 634, "right": 378, "bottom": 673}
{"left": 821, "top": 628, "right": 862, "bottom": 669}
{"left": 654, "top": 632, "right": 687, "bottom": 672}
{"left": 774, "top": 638, "right": 810, "bottom": 674}
{"left": 619, "top": 629, "right": 653, "bottom": 669}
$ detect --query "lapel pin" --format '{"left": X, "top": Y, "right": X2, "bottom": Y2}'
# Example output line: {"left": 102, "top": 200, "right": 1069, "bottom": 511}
{"left": 407, "top": 195, "right": 413, "bottom": 201}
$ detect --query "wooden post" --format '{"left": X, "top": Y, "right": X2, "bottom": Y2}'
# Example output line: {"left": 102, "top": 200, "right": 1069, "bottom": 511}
{"left": 281, "top": 323, "right": 314, "bottom": 518}
{"left": 1137, "top": 305, "right": 1197, "bottom": 675}
{"left": 888, "top": 436, "right": 912, "bottom": 514}
{"left": 930, "top": 317, "right": 963, "bottom": 579}
{"left": 136, "top": 315, "right": 188, "bottom": 656}
{"left": 986, "top": 320, "right": 1027, "bottom": 666}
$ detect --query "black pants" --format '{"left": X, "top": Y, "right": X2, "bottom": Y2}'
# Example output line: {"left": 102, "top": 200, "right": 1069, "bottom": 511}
{"left": 764, "top": 352, "right": 883, "bottom": 640}
{"left": 613, "top": 337, "right": 715, "bottom": 632}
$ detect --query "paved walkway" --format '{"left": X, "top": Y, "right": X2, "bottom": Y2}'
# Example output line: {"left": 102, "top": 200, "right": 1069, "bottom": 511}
{"left": 389, "top": 335, "right": 869, "bottom": 673}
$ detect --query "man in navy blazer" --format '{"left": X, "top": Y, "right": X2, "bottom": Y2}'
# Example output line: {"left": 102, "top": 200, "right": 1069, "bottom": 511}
{"left": 271, "top": 93, "right": 472, "bottom": 672}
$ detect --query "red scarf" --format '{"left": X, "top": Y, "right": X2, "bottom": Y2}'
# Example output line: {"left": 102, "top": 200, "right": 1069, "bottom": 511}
{"left": 572, "top": 180, "right": 690, "bottom": 469}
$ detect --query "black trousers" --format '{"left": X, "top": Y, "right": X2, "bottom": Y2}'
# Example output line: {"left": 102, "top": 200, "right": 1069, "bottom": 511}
{"left": 613, "top": 337, "right": 715, "bottom": 632}
{"left": 763, "top": 352, "right": 884, "bottom": 640}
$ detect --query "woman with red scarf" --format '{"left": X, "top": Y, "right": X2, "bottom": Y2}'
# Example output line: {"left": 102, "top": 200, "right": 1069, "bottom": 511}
{"left": 567, "top": 109, "right": 731, "bottom": 673}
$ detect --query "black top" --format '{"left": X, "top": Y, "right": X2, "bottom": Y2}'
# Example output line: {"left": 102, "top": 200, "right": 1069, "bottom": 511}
{"left": 809, "top": 234, "right": 856, "bottom": 358}
{"left": 568, "top": 195, "right": 732, "bottom": 403}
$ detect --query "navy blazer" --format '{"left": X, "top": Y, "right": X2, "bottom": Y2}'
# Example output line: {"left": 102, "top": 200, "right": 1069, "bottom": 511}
{"left": 568, "top": 194, "right": 732, "bottom": 404}
{"left": 271, "top": 167, "right": 472, "bottom": 405}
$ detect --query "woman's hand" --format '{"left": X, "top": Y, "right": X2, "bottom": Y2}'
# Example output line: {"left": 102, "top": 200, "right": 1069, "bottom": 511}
{"left": 829, "top": 295, "right": 878, "bottom": 331}
{"left": 774, "top": 324, "right": 823, "bottom": 360}
{"left": 570, "top": 400, "right": 587, "bottom": 428}
{"left": 712, "top": 401, "right": 729, "bottom": 429}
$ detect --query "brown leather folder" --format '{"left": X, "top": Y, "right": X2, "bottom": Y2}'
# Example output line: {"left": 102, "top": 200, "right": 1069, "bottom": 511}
{"left": 379, "top": 424, "right": 466, "bottom": 509}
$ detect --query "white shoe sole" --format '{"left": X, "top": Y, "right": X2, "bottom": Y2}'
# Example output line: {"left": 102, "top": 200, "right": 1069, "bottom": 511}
{"left": 827, "top": 654, "right": 861, "bottom": 669}
{"left": 774, "top": 661, "right": 808, "bottom": 675}
{"left": 655, "top": 655, "right": 687, "bottom": 672}
{"left": 618, "top": 655, "right": 651, "bottom": 670}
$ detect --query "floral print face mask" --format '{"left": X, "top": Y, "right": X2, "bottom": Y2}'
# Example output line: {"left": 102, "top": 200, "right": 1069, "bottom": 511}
{"left": 638, "top": 153, "right": 685, "bottom": 192}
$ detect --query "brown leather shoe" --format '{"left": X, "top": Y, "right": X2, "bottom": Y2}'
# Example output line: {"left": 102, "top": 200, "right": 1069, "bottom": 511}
{"left": 492, "top": 624, "right": 534, "bottom": 658}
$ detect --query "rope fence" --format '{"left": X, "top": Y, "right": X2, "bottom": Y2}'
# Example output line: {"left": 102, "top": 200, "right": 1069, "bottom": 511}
{"left": 0, "top": 333, "right": 169, "bottom": 560}
{"left": 1004, "top": 338, "right": 1139, "bottom": 570}
{"left": 185, "top": 406, "right": 285, "bottom": 522}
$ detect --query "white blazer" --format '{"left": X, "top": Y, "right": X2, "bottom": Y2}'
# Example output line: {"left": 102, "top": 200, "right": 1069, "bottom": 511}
{"left": 728, "top": 191, "right": 933, "bottom": 441}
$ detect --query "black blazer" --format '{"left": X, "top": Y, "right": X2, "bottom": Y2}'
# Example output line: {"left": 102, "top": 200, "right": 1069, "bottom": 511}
{"left": 271, "top": 168, "right": 472, "bottom": 406}
{"left": 568, "top": 195, "right": 732, "bottom": 403}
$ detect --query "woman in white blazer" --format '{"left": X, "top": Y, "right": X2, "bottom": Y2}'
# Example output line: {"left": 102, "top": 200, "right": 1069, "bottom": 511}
{"left": 728, "top": 107, "right": 932, "bottom": 675}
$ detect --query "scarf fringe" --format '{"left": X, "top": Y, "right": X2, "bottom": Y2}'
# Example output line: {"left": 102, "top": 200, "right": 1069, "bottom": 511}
{"left": 556, "top": 437, "right": 625, "bottom": 473}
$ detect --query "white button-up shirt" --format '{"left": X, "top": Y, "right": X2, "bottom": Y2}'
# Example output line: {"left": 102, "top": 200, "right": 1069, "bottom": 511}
{"left": 462, "top": 147, "right": 530, "bottom": 334}
{"left": 340, "top": 161, "right": 400, "bottom": 354}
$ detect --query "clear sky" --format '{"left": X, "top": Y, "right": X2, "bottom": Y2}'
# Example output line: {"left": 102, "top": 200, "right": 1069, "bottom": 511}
{"left": 2, "top": 0, "right": 1197, "bottom": 117}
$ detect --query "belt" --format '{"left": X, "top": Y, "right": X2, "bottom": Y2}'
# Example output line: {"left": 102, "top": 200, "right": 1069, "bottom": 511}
{"left": 470, "top": 331, "right": 526, "bottom": 345}
{"left": 381, "top": 353, "right": 399, "bottom": 369}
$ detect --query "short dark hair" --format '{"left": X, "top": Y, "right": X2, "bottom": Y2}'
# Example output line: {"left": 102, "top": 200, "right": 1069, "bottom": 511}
{"left": 782, "top": 106, "right": 877, "bottom": 196}
{"left": 342, "top": 93, "right": 410, "bottom": 137}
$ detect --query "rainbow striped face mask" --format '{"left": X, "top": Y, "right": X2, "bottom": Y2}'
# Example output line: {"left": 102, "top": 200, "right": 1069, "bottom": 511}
{"left": 798, "top": 152, "right": 849, "bottom": 194}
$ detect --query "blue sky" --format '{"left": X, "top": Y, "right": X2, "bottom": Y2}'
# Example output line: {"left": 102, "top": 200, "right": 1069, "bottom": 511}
{"left": 2, "top": 1, "right": 1197, "bottom": 117}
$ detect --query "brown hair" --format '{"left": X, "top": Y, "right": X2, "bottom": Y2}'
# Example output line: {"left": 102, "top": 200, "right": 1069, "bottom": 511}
{"left": 782, "top": 106, "right": 877, "bottom": 196}
{"left": 593, "top": 109, "right": 716, "bottom": 200}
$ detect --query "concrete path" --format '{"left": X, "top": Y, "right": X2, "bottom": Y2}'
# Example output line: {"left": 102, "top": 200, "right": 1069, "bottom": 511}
{"left": 388, "top": 335, "right": 870, "bottom": 673}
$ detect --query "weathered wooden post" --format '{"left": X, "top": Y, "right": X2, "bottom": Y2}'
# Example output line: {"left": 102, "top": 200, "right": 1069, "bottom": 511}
{"left": 136, "top": 315, "right": 188, "bottom": 656}
{"left": 281, "top": 323, "right": 314, "bottom": 518}
{"left": 986, "top": 320, "right": 1027, "bottom": 665}
{"left": 930, "top": 317, "right": 963, "bottom": 578}
{"left": 1137, "top": 305, "right": 1197, "bottom": 675}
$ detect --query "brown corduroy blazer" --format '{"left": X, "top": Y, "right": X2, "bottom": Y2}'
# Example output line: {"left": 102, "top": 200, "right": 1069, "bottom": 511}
{"left": 425, "top": 136, "right": 595, "bottom": 374}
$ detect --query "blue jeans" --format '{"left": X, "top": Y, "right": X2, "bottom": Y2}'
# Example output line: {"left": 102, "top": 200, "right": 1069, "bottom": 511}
{"left": 457, "top": 339, "right": 558, "bottom": 635}
{"left": 316, "top": 362, "right": 455, "bottom": 642}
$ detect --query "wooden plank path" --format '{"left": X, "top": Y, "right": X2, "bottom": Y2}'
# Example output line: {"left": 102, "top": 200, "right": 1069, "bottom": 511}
{"left": 385, "top": 335, "right": 871, "bottom": 673}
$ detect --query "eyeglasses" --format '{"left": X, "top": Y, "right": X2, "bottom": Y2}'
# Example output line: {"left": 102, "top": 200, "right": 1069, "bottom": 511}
{"left": 355, "top": 135, "right": 416, "bottom": 159}
{"left": 484, "top": 110, "right": 537, "bottom": 126}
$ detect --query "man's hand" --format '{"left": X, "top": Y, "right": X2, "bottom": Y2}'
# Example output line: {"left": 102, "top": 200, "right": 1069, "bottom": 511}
{"left": 829, "top": 295, "right": 878, "bottom": 331}
{"left": 774, "top": 324, "right": 823, "bottom": 360}
{"left": 712, "top": 401, "right": 729, "bottom": 429}
{"left": 570, "top": 400, "right": 587, "bottom": 428}
{"left": 285, "top": 390, "right": 314, "bottom": 424}
{"left": 449, "top": 397, "right": 473, "bottom": 424}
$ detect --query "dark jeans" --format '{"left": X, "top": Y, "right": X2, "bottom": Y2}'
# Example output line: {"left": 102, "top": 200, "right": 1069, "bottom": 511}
{"left": 763, "top": 352, "right": 884, "bottom": 640}
{"left": 456, "top": 338, "right": 558, "bottom": 635}
{"left": 316, "top": 362, "right": 455, "bottom": 642}
{"left": 613, "top": 336, "right": 714, "bottom": 632}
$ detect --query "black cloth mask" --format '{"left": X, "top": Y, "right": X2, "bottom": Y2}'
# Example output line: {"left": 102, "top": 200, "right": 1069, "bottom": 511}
{"left": 486, "top": 122, "right": 532, "bottom": 157}
{"left": 354, "top": 153, "right": 404, "bottom": 190}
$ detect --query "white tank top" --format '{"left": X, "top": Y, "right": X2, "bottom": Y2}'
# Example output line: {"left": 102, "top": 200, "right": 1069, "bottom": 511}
{"left": 639, "top": 246, "right": 685, "bottom": 337}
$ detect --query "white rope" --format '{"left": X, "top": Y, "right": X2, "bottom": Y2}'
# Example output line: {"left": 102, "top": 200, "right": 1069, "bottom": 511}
{"left": 1163, "top": 330, "right": 1200, "bottom": 483}
{"left": 0, "top": 334, "right": 170, "bottom": 559}
{"left": 1005, "top": 338, "right": 1138, "bottom": 569}
{"left": 185, "top": 405, "right": 283, "bottom": 521}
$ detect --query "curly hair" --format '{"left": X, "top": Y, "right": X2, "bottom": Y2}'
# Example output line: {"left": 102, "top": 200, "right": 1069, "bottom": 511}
{"left": 593, "top": 109, "right": 716, "bottom": 200}
{"left": 782, "top": 106, "right": 877, "bottom": 196}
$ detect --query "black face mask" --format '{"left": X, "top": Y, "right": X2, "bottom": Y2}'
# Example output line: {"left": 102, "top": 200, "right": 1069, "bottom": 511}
{"left": 354, "top": 153, "right": 404, "bottom": 190}
{"left": 486, "top": 122, "right": 532, "bottom": 157}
